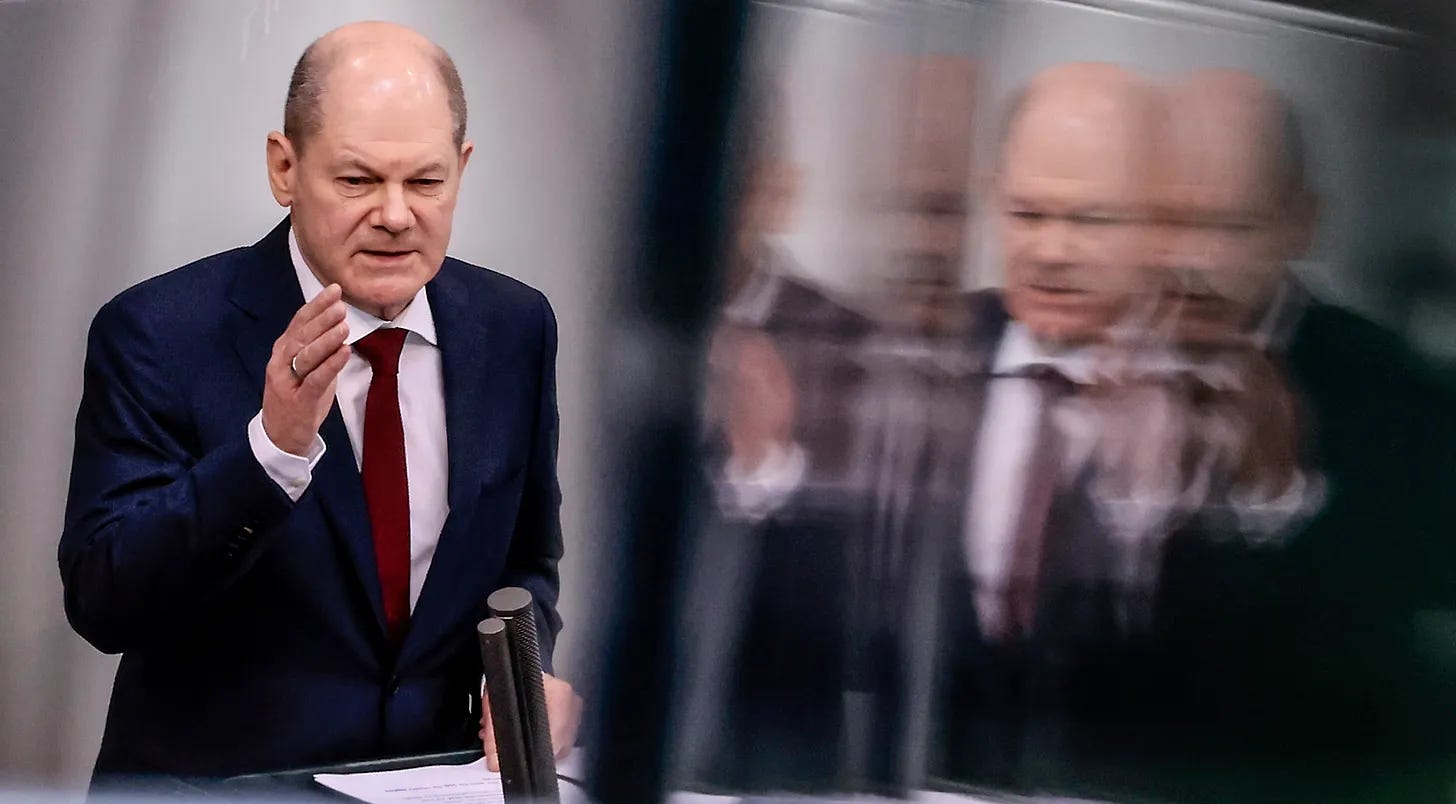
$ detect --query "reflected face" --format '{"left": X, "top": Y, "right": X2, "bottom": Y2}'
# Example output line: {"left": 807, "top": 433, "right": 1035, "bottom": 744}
{"left": 269, "top": 52, "right": 472, "bottom": 319}
{"left": 1000, "top": 97, "right": 1149, "bottom": 345}
{"left": 890, "top": 58, "right": 975, "bottom": 275}
{"left": 878, "top": 185, "right": 971, "bottom": 298}
{"left": 1145, "top": 79, "right": 1311, "bottom": 347}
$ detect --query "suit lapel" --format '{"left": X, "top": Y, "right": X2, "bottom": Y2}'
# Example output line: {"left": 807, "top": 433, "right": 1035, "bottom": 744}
{"left": 227, "top": 220, "right": 299, "bottom": 396}
{"left": 227, "top": 218, "right": 388, "bottom": 641}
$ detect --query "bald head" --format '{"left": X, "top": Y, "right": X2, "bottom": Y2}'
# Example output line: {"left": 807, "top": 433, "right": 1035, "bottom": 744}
{"left": 997, "top": 62, "right": 1157, "bottom": 344}
{"left": 1146, "top": 68, "right": 1315, "bottom": 346}
{"left": 265, "top": 21, "right": 475, "bottom": 323}
{"left": 1001, "top": 62, "right": 1156, "bottom": 183}
{"left": 1162, "top": 69, "right": 1305, "bottom": 210}
{"left": 284, "top": 21, "right": 467, "bottom": 154}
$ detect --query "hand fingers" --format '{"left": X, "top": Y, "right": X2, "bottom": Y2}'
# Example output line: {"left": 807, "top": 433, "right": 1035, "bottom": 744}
{"left": 284, "top": 284, "right": 343, "bottom": 342}
{"left": 280, "top": 292, "right": 346, "bottom": 363}
{"left": 543, "top": 675, "right": 582, "bottom": 759}
{"left": 283, "top": 304, "right": 346, "bottom": 370}
{"left": 270, "top": 285, "right": 344, "bottom": 380}
{"left": 554, "top": 693, "right": 583, "bottom": 759}
{"left": 301, "top": 343, "right": 350, "bottom": 395}
{"left": 480, "top": 694, "right": 499, "bottom": 771}
{"left": 290, "top": 320, "right": 349, "bottom": 379}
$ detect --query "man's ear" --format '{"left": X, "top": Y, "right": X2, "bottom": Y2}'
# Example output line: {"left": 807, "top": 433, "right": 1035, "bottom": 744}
{"left": 266, "top": 131, "right": 299, "bottom": 208}
{"left": 457, "top": 140, "right": 475, "bottom": 178}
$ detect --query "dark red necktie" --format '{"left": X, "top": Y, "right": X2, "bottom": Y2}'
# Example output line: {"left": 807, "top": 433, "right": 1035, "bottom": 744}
{"left": 354, "top": 327, "right": 411, "bottom": 645}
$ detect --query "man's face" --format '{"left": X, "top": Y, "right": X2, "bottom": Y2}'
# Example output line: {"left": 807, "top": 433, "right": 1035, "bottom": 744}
{"left": 1144, "top": 89, "right": 1310, "bottom": 347}
{"left": 271, "top": 57, "right": 471, "bottom": 318}
{"left": 999, "top": 102, "right": 1149, "bottom": 345}
{"left": 875, "top": 54, "right": 975, "bottom": 331}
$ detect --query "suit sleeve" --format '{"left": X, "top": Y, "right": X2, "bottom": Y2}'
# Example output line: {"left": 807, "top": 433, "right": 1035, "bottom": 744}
{"left": 497, "top": 291, "right": 564, "bottom": 671}
{"left": 59, "top": 299, "right": 294, "bottom": 655}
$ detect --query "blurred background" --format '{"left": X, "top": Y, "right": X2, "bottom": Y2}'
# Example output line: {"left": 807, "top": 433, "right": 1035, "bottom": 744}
{"left": 4, "top": 0, "right": 1456, "bottom": 801}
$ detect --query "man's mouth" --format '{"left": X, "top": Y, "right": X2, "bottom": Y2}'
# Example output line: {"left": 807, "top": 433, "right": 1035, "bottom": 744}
{"left": 1162, "top": 289, "right": 1226, "bottom": 305}
{"left": 1027, "top": 284, "right": 1086, "bottom": 296}
{"left": 360, "top": 249, "right": 414, "bottom": 260}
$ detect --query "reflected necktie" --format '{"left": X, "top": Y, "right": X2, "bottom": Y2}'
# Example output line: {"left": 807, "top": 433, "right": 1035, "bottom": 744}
{"left": 1005, "top": 365, "right": 1075, "bottom": 639}
{"left": 354, "top": 327, "right": 411, "bottom": 645}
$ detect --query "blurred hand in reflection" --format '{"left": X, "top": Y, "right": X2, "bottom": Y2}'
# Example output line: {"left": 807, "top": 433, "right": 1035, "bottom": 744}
{"left": 709, "top": 324, "right": 798, "bottom": 474}
{"left": 1087, "top": 377, "right": 1200, "bottom": 512}
{"left": 1116, "top": 69, "right": 1318, "bottom": 508}
{"left": 1218, "top": 351, "right": 1302, "bottom": 496}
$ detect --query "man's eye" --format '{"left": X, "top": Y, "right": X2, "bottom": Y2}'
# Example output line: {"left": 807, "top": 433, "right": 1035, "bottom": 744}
{"left": 338, "top": 176, "right": 371, "bottom": 187}
{"left": 1008, "top": 210, "right": 1044, "bottom": 222}
{"left": 1216, "top": 221, "right": 1259, "bottom": 233}
{"left": 411, "top": 178, "right": 444, "bottom": 187}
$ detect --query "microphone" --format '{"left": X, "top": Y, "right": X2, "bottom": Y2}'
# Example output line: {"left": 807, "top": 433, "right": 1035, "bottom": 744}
{"left": 477, "top": 618, "right": 530, "bottom": 800}
{"left": 479, "top": 586, "right": 559, "bottom": 801}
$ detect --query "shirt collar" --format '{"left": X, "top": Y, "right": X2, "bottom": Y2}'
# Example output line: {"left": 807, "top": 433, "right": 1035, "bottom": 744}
{"left": 288, "top": 226, "right": 439, "bottom": 347}
{"left": 994, "top": 321, "right": 1247, "bottom": 391}
{"left": 993, "top": 322, "right": 1104, "bottom": 385}
{"left": 1249, "top": 277, "right": 1305, "bottom": 353}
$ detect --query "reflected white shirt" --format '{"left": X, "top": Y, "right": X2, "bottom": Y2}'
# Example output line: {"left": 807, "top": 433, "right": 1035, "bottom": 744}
{"left": 965, "top": 323, "right": 1103, "bottom": 632}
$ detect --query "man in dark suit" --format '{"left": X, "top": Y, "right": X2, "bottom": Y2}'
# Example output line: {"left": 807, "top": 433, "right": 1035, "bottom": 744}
{"left": 59, "top": 21, "right": 580, "bottom": 782}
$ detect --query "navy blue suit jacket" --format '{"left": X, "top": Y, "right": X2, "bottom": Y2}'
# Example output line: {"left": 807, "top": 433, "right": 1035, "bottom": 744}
{"left": 60, "top": 219, "right": 563, "bottom": 778}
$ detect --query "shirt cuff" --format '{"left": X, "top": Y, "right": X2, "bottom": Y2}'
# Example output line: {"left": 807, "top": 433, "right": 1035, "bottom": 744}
{"left": 1227, "top": 469, "right": 1326, "bottom": 543}
{"left": 247, "top": 411, "right": 326, "bottom": 502}
{"left": 716, "top": 442, "right": 807, "bottom": 522}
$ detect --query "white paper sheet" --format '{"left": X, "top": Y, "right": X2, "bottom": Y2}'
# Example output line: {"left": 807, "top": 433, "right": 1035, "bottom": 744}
{"left": 314, "top": 757, "right": 504, "bottom": 803}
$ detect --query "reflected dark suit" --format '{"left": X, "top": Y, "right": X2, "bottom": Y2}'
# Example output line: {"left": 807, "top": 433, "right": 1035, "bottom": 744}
{"left": 683, "top": 264, "right": 875, "bottom": 792}
{"left": 923, "top": 290, "right": 1456, "bottom": 802}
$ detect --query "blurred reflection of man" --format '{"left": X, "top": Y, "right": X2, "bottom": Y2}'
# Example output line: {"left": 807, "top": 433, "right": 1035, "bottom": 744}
{"left": 857, "top": 61, "right": 1345, "bottom": 802}
{"left": 684, "top": 70, "right": 878, "bottom": 792}
{"left": 897, "top": 62, "right": 1160, "bottom": 793}
{"left": 1139, "top": 69, "right": 1456, "bottom": 797}
{"left": 687, "top": 53, "right": 980, "bottom": 795}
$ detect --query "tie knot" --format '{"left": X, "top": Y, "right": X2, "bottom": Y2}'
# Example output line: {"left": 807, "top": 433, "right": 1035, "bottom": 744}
{"left": 354, "top": 327, "right": 408, "bottom": 375}
{"left": 1019, "top": 363, "right": 1075, "bottom": 389}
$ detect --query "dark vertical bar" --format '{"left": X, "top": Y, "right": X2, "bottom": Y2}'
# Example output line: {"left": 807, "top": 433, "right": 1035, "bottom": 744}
{"left": 478, "top": 618, "right": 531, "bottom": 801}
{"left": 488, "top": 588, "right": 559, "bottom": 800}
{"left": 586, "top": 0, "right": 751, "bottom": 802}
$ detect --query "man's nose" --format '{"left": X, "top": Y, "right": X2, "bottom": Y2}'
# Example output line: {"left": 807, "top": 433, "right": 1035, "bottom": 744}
{"left": 1030, "top": 219, "right": 1076, "bottom": 267}
{"left": 375, "top": 185, "right": 415, "bottom": 233}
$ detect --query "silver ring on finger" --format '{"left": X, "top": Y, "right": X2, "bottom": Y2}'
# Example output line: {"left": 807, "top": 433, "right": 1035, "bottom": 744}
{"left": 290, "top": 354, "right": 303, "bottom": 379}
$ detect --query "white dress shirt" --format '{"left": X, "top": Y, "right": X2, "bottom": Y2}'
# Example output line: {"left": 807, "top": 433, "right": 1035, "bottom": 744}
{"left": 247, "top": 230, "right": 450, "bottom": 611}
